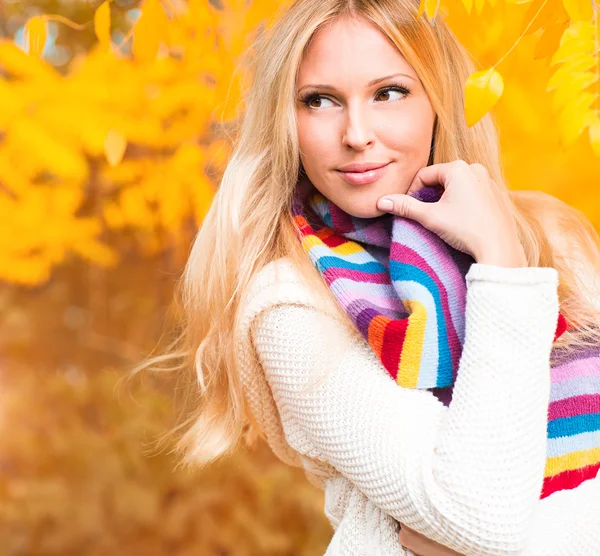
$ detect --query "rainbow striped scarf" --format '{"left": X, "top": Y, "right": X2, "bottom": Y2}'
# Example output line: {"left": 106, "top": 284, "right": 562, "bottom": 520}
{"left": 291, "top": 179, "right": 600, "bottom": 498}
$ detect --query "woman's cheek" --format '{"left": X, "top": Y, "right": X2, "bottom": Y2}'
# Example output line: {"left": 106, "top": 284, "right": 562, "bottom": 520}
{"left": 379, "top": 104, "right": 434, "bottom": 154}
{"left": 300, "top": 124, "right": 336, "bottom": 170}
{"left": 388, "top": 127, "right": 432, "bottom": 164}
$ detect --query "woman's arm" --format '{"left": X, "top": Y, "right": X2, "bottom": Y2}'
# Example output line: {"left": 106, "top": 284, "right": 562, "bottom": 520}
{"left": 395, "top": 472, "right": 600, "bottom": 555}
{"left": 251, "top": 263, "right": 559, "bottom": 556}
{"left": 520, "top": 472, "right": 600, "bottom": 555}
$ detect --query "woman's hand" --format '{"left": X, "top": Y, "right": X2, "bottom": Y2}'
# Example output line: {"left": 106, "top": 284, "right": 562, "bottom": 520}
{"left": 376, "top": 160, "right": 527, "bottom": 267}
{"left": 399, "top": 524, "right": 465, "bottom": 555}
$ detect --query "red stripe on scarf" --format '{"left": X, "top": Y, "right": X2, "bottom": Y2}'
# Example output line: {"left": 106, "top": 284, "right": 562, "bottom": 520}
{"left": 555, "top": 313, "right": 568, "bottom": 341}
{"left": 541, "top": 462, "right": 600, "bottom": 498}
{"left": 380, "top": 319, "right": 408, "bottom": 382}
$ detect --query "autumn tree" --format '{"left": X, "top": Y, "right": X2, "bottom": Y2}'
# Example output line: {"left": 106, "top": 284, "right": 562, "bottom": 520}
{"left": 0, "top": 0, "right": 599, "bottom": 285}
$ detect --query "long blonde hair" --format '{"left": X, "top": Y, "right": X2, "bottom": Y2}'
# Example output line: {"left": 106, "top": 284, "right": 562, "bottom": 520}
{"left": 138, "top": 0, "right": 600, "bottom": 467}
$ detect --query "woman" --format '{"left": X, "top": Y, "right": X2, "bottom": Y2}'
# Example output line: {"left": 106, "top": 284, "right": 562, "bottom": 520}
{"left": 151, "top": 0, "right": 600, "bottom": 553}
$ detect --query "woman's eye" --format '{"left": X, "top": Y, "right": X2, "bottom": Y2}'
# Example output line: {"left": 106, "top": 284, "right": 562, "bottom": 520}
{"left": 304, "top": 95, "right": 335, "bottom": 109}
{"left": 301, "top": 87, "right": 409, "bottom": 108}
{"left": 375, "top": 88, "right": 408, "bottom": 102}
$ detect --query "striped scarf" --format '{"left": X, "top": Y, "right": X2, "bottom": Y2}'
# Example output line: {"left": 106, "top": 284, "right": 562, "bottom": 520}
{"left": 291, "top": 179, "right": 600, "bottom": 498}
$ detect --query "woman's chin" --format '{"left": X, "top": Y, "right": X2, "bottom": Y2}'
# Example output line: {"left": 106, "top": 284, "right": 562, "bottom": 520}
{"left": 343, "top": 204, "right": 385, "bottom": 219}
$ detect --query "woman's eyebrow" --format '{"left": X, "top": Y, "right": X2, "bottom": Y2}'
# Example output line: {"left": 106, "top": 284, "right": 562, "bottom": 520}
{"left": 297, "top": 72, "right": 416, "bottom": 94}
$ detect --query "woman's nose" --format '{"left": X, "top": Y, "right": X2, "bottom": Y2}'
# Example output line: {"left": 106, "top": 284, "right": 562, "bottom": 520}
{"left": 342, "top": 107, "right": 375, "bottom": 151}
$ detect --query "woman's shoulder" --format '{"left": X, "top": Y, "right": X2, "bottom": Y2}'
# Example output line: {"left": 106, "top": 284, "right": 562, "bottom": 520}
{"left": 239, "top": 256, "right": 339, "bottom": 329}
{"left": 249, "top": 256, "right": 306, "bottom": 292}
{"left": 245, "top": 256, "right": 312, "bottom": 305}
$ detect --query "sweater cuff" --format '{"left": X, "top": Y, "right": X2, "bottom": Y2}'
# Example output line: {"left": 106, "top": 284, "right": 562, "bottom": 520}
{"left": 466, "top": 262, "right": 559, "bottom": 285}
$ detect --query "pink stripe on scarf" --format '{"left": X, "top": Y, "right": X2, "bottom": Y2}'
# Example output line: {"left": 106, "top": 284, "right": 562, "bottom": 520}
{"left": 323, "top": 266, "right": 391, "bottom": 286}
{"left": 551, "top": 357, "right": 600, "bottom": 383}
{"left": 337, "top": 287, "right": 406, "bottom": 312}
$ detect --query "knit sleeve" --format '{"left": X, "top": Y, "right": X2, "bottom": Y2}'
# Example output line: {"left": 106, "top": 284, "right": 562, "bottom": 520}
{"left": 251, "top": 262, "right": 560, "bottom": 556}
{"left": 520, "top": 471, "right": 600, "bottom": 555}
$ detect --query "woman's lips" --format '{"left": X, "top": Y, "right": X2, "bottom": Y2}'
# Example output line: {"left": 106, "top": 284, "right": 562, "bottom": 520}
{"left": 336, "top": 162, "right": 391, "bottom": 185}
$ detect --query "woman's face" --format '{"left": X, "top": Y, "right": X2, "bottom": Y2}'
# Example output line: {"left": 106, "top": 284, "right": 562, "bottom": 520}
{"left": 296, "top": 16, "right": 436, "bottom": 218}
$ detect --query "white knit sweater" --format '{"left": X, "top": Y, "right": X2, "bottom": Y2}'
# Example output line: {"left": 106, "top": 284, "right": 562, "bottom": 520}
{"left": 236, "top": 257, "right": 600, "bottom": 556}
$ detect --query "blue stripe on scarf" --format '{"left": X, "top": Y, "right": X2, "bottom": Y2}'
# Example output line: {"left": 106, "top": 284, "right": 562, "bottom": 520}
{"left": 390, "top": 260, "right": 453, "bottom": 387}
{"left": 548, "top": 412, "right": 600, "bottom": 439}
{"left": 315, "top": 256, "right": 387, "bottom": 274}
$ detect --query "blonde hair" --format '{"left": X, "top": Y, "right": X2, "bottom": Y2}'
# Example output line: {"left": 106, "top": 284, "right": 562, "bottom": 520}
{"left": 137, "top": 0, "right": 600, "bottom": 467}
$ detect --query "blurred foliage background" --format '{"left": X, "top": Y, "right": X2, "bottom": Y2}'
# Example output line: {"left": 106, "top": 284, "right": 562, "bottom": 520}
{"left": 1, "top": 0, "right": 599, "bottom": 554}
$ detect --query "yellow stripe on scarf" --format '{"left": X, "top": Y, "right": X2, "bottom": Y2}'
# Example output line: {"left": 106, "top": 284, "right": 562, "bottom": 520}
{"left": 544, "top": 446, "right": 600, "bottom": 477}
{"left": 397, "top": 299, "right": 427, "bottom": 388}
{"left": 331, "top": 242, "right": 365, "bottom": 255}
{"left": 302, "top": 235, "right": 324, "bottom": 252}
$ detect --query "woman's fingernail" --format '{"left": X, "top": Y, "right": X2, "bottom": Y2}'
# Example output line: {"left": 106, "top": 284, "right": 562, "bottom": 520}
{"left": 378, "top": 198, "right": 393, "bottom": 211}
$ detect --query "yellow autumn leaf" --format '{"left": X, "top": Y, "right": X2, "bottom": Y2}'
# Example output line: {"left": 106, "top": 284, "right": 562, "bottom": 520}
{"left": 103, "top": 159, "right": 148, "bottom": 184}
{"left": 190, "top": 173, "right": 216, "bottom": 225}
{"left": 187, "top": 0, "right": 220, "bottom": 26}
{"left": 219, "top": 5, "right": 254, "bottom": 54}
{"left": 547, "top": 53, "right": 597, "bottom": 89}
{"left": 551, "top": 21, "right": 595, "bottom": 65}
{"left": 171, "top": 142, "right": 204, "bottom": 172}
{"left": 120, "top": 186, "right": 155, "bottom": 229}
{"left": 534, "top": 21, "right": 569, "bottom": 59}
{"left": 522, "top": 0, "right": 548, "bottom": 35}
{"left": 563, "top": 20, "right": 596, "bottom": 42}
{"left": 460, "top": 0, "right": 473, "bottom": 15}
{"left": 0, "top": 148, "right": 29, "bottom": 194}
{"left": 590, "top": 119, "right": 600, "bottom": 157}
{"left": 0, "top": 40, "right": 57, "bottom": 80}
{"left": 562, "top": 0, "right": 593, "bottom": 21}
{"left": 103, "top": 202, "right": 126, "bottom": 230}
{"left": 474, "top": 0, "right": 485, "bottom": 14}
{"left": 557, "top": 91, "right": 596, "bottom": 146}
{"left": 9, "top": 118, "right": 88, "bottom": 181}
{"left": 24, "top": 16, "right": 47, "bottom": 57}
{"left": 0, "top": 80, "right": 22, "bottom": 126}
{"left": 71, "top": 234, "right": 117, "bottom": 266}
{"left": 245, "top": 0, "right": 287, "bottom": 31}
{"left": 464, "top": 68, "right": 504, "bottom": 127}
{"left": 0, "top": 256, "right": 51, "bottom": 285}
{"left": 94, "top": 1, "right": 112, "bottom": 49}
{"left": 52, "top": 186, "right": 84, "bottom": 215}
{"left": 550, "top": 71, "right": 598, "bottom": 112}
{"left": 158, "top": 180, "right": 186, "bottom": 232}
{"left": 104, "top": 130, "right": 127, "bottom": 167}
{"left": 133, "top": 0, "right": 168, "bottom": 63}
{"left": 418, "top": 0, "right": 441, "bottom": 19}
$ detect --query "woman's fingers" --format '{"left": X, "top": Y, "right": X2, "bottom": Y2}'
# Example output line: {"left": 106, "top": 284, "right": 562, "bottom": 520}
{"left": 376, "top": 194, "right": 434, "bottom": 227}
{"left": 375, "top": 159, "right": 526, "bottom": 263}
{"left": 405, "top": 160, "right": 470, "bottom": 195}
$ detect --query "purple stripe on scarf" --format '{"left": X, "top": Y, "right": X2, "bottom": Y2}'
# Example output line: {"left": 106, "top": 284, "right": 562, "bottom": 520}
{"left": 355, "top": 305, "right": 382, "bottom": 338}
{"left": 330, "top": 203, "right": 358, "bottom": 233}
{"left": 552, "top": 346, "right": 600, "bottom": 367}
